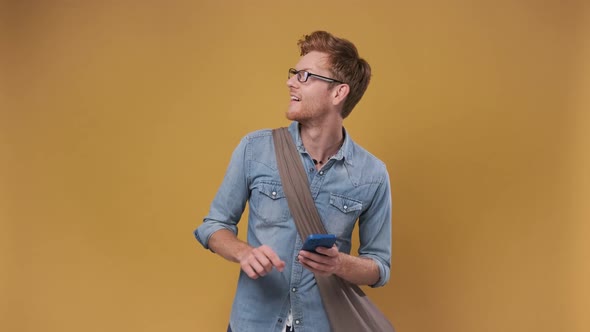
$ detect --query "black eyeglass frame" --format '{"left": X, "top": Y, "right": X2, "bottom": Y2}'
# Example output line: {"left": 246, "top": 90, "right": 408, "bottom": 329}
{"left": 288, "top": 68, "right": 345, "bottom": 84}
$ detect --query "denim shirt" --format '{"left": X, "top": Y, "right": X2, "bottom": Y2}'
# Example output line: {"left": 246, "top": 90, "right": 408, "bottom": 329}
{"left": 195, "top": 121, "right": 392, "bottom": 332}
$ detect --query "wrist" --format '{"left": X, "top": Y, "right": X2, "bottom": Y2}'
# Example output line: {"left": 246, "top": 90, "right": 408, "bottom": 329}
{"left": 234, "top": 243, "right": 253, "bottom": 263}
{"left": 334, "top": 252, "right": 348, "bottom": 276}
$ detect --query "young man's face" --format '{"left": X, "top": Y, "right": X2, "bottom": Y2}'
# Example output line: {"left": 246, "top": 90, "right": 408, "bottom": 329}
{"left": 286, "top": 51, "right": 338, "bottom": 122}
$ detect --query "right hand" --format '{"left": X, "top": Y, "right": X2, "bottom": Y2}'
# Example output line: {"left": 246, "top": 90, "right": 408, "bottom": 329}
{"left": 238, "top": 245, "right": 285, "bottom": 279}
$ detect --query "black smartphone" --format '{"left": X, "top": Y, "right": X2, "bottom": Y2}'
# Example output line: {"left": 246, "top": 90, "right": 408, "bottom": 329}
{"left": 302, "top": 234, "right": 337, "bottom": 252}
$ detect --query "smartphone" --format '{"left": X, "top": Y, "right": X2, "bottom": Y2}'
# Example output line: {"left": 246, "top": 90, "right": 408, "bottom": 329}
{"left": 302, "top": 234, "right": 337, "bottom": 253}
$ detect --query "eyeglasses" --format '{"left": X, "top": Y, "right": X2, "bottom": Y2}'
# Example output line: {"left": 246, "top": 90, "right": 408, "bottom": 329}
{"left": 288, "top": 68, "right": 345, "bottom": 84}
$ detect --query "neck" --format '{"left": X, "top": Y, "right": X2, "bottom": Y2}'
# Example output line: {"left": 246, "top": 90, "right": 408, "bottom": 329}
{"left": 299, "top": 118, "right": 344, "bottom": 166}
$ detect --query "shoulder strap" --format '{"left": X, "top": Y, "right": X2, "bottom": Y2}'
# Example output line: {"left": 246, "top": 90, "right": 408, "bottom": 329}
{"left": 273, "top": 127, "right": 396, "bottom": 332}
{"left": 272, "top": 127, "right": 327, "bottom": 240}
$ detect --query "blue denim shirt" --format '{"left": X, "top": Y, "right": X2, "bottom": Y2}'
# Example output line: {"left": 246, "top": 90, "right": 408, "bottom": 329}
{"left": 195, "top": 121, "right": 392, "bottom": 332}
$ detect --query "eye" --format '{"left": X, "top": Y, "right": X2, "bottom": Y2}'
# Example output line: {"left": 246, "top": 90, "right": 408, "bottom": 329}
{"left": 299, "top": 71, "right": 309, "bottom": 81}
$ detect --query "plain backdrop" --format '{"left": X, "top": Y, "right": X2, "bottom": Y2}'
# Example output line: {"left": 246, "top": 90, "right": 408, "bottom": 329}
{"left": 1, "top": 1, "right": 589, "bottom": 331}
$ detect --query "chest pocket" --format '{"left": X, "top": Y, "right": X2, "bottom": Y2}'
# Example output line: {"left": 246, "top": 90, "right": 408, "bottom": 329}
{"left": 329, "top": 193, "right": 363, "bottom": 215}
{"left": 258, "top": 182, "right": 286, "bottom": 200}
{"left": 324, "top": 193, "right": 363, "bottom": 235}
{"left": 250, "top": 181, "right": 290, "bottom": 224}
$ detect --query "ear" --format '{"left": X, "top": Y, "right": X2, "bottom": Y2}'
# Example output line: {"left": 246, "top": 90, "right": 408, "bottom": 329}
{"left": 331, "top": 84, "right": 350, "bottom": 106}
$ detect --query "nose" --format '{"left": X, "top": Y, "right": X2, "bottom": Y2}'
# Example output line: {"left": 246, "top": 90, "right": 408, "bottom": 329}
{"left": 286, "top": 74, "right": 298, "bottom": 88}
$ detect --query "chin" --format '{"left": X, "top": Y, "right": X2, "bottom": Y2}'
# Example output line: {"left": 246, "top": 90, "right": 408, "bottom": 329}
{"left": 286, "top": 108, "right": 312, "bottom": 122}
{"left": 285, "top": 111, "right": 297, "bottom": 121}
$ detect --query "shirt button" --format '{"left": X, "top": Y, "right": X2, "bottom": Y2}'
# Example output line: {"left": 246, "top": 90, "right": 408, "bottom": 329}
{"left": 295, "top": 320, "right": 301, "bottom": 325}
{"left": 343, "top": 205, "right": 348, "bottom": 210}
{"left": 309, "top": 167, "right": 314, "bottom": 172}
{"left": 292, "top": 287, "right": 297, "bottom": 292}
{"left": 319, "top": 171, "right": 324, "bottom": 175}
{"left": 272, "top": 191, "right": 277, "bottom": 197}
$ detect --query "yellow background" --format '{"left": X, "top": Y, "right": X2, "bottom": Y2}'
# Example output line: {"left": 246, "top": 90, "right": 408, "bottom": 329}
{"left": 1, "top": 1, "right": 589, "bottom": 331}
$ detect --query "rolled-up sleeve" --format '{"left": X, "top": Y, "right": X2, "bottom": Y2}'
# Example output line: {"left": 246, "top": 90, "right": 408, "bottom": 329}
{"left": 194, "top": 137, "right": 250, "bottom": 250}
{"left": 358, "top": 170, "right": 392, "bottom": 288}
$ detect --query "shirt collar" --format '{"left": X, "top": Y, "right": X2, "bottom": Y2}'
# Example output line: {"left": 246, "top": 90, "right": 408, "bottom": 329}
{"left": 288, "top": 121, "right": 354, "bottom": 166}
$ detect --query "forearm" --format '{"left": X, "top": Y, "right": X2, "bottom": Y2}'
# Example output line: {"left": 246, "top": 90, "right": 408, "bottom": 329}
{"left": 334, "top": 253, "right": 380, "bottom": 286}
{"left": 208, "top": 229, "right": 252, "bottom": 263}
{"left": 208, "top": 229, "right": 286, "bottom": 279}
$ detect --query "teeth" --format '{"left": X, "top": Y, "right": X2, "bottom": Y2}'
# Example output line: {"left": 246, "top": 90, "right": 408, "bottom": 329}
{"left": 290, "top": 96, "right": 300, "bottom": 101}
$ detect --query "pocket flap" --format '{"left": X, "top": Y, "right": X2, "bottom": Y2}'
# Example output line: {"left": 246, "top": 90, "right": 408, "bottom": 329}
{"left": 258, "top": 182, "right": 286, "bottom": 200}
{"left": 329, "top": 194, "right": 362, "bottom": 214}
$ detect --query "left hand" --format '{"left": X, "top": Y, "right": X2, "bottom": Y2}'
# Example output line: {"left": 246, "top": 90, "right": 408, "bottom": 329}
{"left": 298, "top": 245, "right": 341, "bottom": 276}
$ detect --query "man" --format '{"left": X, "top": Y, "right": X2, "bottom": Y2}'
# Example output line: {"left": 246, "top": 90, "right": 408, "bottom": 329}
{"left": 195, "top": 31, "right": 392, "bottom": 332}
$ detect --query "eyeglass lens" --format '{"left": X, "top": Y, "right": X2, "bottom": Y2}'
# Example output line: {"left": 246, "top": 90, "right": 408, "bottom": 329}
{"left": 289, "top": 69, "right": 307, "bottom": 82}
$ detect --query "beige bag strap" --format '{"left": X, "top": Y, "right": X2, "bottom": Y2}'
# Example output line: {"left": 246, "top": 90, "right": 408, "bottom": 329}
{"left": 272, "top": 127, "right": 325, "bottom": 240}
{"left": 272, "top": 127, "right": 395, "bottom": 332}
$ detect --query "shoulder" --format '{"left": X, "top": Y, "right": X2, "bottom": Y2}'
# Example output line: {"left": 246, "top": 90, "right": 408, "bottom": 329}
{"left": 236, "top": 129, "right": 279, "bottom": 166}
{"left": 234, "top": 128, "right": 274, "bottom": 148}
{"left": 242, "top": 128, "right": 273, "bottom": 141}
{"left": 351, "top": 141, "right": 387, "bottom": 169}
{"left": 346, "top": 138, "right": 390, "bottom": 185}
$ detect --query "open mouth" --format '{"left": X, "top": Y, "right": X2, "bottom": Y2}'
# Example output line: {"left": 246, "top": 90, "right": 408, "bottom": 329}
{"left": 290, "top": 95, "right": 300, "bottom": 102}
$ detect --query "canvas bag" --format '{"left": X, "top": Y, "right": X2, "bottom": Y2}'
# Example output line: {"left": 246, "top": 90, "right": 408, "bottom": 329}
{"left": 272, "top": 127, "right": 395, "bottom": 332}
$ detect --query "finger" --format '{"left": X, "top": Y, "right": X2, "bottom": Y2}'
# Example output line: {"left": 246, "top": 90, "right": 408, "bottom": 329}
{"left": 298, "top": 254, "right": 330, "bottom": 274}
{"left": 299, "top": 250, "right": 329, "bottom": 264}
{"left": 250, "top": 255, "right": 270, "bottom": 277}
{"left": 298, "top": 253, "right": 327, "bottom": 269}
{"left": 252, "top": 250, "right": 274, "bottom": 274}
{"left": 259, "top": 245, "right": 286, "bottom": 272}
{"left": 241, "top": 248, "right": 270, "bottom": 278}
{"left": 241, "top": 261, "right": 260, "bottom": 279}
{"left": 315, "top": 245, "right": 338, "bottom": 257}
